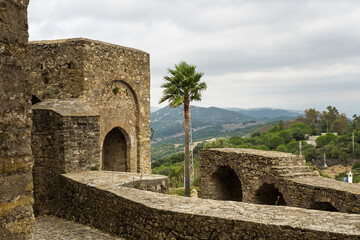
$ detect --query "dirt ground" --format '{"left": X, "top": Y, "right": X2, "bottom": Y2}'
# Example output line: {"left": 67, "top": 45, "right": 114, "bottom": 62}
{"left": 323, "top": 164, "right": 353, "bottom": 178}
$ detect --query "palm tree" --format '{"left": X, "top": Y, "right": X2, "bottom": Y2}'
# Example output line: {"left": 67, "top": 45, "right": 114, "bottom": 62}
{"left": 159, "top": 61, "right": 207, "bottom": 197}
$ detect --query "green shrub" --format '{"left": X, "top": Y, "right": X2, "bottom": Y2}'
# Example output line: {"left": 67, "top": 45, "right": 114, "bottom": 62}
{"left": 286, "top": 141, "right": 299, "bottom": 154}
{"left": 303, "top": 148, "right": 317, "bottom": 162}
{"left": 315, "top": 132, "right": 338, "bottom": 148}
{"left": 251, "top": 131, "right": 261, "bottom": 137}
{"left": 90, "top": 165, "right": 99, "bottom": 171}
{"left": 291, "top": 127, "right": 305, "bottom": 141}
{"left": 277, "top": 130, "right": 292, "bottom": 144}
{"left": 276, "top": 144, "right": 287, "bottom": 152}
{"left": 229, "top": 136, "right": 243, "bottom": 145}
{"left": 267, "top": 135, "right": 285, "bottom": 150}
{"left": 353, "top": 161, "right": 360, "bottom": 170}
{"left": 292, "top": 122, "right": 312, "bottom": 134}
{"left": 192, "top": 176, "right": 201, "bottom": 187}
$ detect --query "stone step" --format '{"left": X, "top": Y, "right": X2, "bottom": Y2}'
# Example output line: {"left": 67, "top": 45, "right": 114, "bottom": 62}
{"left": 271, "top": 166, "right": 313, "bottom": 175}
{"left": 278, "top": 171, "right": 319, "bottom": 179}
{"left": 268, "top": 157, "right": 306, "bottom": 167}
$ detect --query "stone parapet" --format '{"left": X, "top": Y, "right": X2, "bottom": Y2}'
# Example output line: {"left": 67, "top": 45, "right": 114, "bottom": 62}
{"left": 51, "top": 172, "right": 360, "bottom": 239}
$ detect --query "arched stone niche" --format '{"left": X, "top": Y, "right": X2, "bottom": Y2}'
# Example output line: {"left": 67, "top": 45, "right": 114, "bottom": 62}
{"left": 254, "top": 183, "right": 286, "bottom": 206}
{"left": 210, "top": 166, "right": 243, "bottom": 201}
{"left": 102, "top": 127, "right": 131, "bottom": 172}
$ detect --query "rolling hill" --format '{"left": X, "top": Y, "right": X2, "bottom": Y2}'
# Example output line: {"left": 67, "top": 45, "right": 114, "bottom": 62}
{"left": 151, "top": 106, "right": 302, "bottom": 143}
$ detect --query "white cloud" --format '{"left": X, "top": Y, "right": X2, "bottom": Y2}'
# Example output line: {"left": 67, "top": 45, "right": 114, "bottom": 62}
{"left": 28, "top": 0, "right": 360, "bottom": 116}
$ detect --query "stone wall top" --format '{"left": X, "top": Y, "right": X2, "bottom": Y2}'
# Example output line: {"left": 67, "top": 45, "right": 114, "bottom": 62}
{"left": 205, "top": 148, "right": 298, "bottom": 159}
{"left": 29, "top": 38, "right": 149, "bottom": 55}
{"left": 64, "top": 171, "right": 167, "bottom": 188}
{"left": 292, "top": 176, "right": 360, "bottom": 194}
{"left": 32, "top": 99, "right": 99, "bottom": 116}
{"left": 62, "top": 172, "right": 360, "bottom": 236}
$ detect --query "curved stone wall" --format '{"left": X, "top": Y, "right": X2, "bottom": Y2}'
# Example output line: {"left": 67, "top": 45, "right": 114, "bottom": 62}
{"left": 51, "top": 171, "right": 360, "bottom": 239}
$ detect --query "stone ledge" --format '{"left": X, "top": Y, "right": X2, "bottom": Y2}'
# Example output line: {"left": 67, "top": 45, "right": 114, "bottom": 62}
{"left": 29, "top": 38, "right": 149, "bottom": 55}
{"left": 57, "top": 172, "right": 360, "bottom": 239}
{"left": 205, "top": 148, "right": 299, "bottom": 159}
{"left": 32, "top": 99, "right": 99, "bottom": 117}
{"left": 291, "top": 176, "right": 360, "bottom": 194}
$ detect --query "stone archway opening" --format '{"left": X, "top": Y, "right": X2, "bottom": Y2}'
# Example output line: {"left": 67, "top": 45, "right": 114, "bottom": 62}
{"left": 102, "top": 127, "right": 129, "bottom": 171}
{"left": 310, "top": 202, "right": 338, "bottom": 212}
{"left": 254, "top": 183, "right": 286, "bottom": 206}
{"left": 211, "top": 166, "right": 242, "bottom": 201}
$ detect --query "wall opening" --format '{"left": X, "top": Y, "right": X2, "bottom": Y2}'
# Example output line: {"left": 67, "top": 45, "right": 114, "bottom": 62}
{"left": 309, "top": 202, "right": 338, "bottom": 212}
{"left": 32, "top": 95, "right": 41, "bottom": 105}
{"left": 254, "top": 183, "right": 286, "bottom": 206}
{"left": 102, "top": 127, "right": 128, "bottom": 171}
{"left": 211, "top": 166, "right": 242, "bottom": 201}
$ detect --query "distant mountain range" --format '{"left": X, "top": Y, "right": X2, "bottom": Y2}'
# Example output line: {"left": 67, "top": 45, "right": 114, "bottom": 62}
{"left": 225, "top": 107, "right": 303, "bottom": 119}
{"left": 151, "top": 106, "right": 303, "bottom": 143}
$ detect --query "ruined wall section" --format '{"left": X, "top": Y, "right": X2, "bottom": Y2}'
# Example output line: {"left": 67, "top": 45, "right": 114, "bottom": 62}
{"left": 199, "top": 148, "right": 305, "bottom": 202}
{"left": 83, "top": 40, "right": 151, "bottom": 173}
{"left": 280, "top": 176, "right": 360, "bottom": 214}
{"left": 199, "top": 148, "right": 360, "bottom": 214}
{"left": 27, "top": 40, "right": 86, "bottom": 101}
{"left": 32, "top": 99, "right": 100, "bottom": 215}
{"left": 0, "top": 0, "right": 34, "bottom": 239}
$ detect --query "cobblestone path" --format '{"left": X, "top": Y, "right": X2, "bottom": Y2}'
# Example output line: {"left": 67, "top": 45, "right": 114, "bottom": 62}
{"left": 35, "top": 216, "right": 125, "bottom": 240}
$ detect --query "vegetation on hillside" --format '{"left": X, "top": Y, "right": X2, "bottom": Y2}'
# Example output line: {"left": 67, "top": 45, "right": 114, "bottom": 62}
{"left": 151, "top": 106, "right": 360, "bottom": 185}
{"left": 202, "top": 106, "right": 360, "bottom": 166}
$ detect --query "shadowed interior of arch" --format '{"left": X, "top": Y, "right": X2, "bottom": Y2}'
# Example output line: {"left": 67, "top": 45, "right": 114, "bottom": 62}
{"left": 254, "top": 183, "right": 286, "bottom": 206}
{"left": 309, "top": 202, "right": 338, "bottom": 212}
{"left": 103, "top": 128, "right": 127, "bottom": 171}
{"left": 211, "top": 166, "right": 242, "bottom": 201}
{"left": 32, "top": 95, "right": 41, "bottom": 105}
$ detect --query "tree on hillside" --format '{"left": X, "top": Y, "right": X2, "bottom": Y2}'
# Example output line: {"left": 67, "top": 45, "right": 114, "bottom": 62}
{"left": 304, "top": 108, "right": 320, "bottom": 130}
{"left": 333, "top": 114, "right": 348, "bottom": 135}
{"left": 159, "top": 61, "right": 207, "bottom": 197}
{"left": 353, "top": 114, "right": 360, "bottom": 130}
{"left": 320, "top": 106, "right": 339, "bottom": 132}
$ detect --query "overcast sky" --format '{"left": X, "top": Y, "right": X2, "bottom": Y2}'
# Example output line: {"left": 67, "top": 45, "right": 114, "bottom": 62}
{"left": 28, "top": 0, "right": 360, "bottom": 116}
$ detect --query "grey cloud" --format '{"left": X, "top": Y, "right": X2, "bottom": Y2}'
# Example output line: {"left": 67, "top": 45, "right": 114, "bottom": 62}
{"left": 28, "top": 0, "right": 360, "bottom": 116}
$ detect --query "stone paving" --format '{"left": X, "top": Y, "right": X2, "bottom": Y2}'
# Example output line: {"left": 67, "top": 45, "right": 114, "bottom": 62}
{"left": 34, "top": 216, "right": 124, "bottom": 240}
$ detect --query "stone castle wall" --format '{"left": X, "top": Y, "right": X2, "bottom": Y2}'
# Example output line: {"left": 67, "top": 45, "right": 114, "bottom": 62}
{"left": 82, "top": 40, "right": 151, "bottom": 173}
{"left": 31, "top": 99, "right": 100, "bottom": 215}
{"left": 27, "top": 39, "right": 151, "bottom": 173}
{"left": 0, "top": 0, "right": 34, "bottom": 239}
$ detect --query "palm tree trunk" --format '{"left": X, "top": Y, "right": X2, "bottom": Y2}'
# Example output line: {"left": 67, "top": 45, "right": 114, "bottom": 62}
{"left": 184, "top": 98, "right": 191, "bottom": 197}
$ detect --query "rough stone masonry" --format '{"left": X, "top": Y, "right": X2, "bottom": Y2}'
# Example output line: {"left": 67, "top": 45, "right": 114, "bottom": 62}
{"left": 0, "top": 0, "right": 34, "bottom": 239}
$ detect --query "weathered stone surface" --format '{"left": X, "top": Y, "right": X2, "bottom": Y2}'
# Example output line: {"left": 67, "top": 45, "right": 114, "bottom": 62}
{"left": 27, "top": 38, "right": 151, "bottom": 174}
{"left": 31, "top": 103, "right": 100, "bottom": 215}
{"left": 0, "top": 0, "right": 34, "bottom": 239}
{"left": 32, "top": 98, "right": 99, "bottom": 116}
{"left": 51, "top": 171, "right": 360, "bottom": 239}
{"left": 35, "top": 216, "right": 124, "bottom": 240}
{"left": 199, "top": 148, "right": 360, "bottom": 213}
